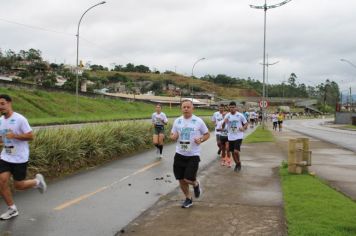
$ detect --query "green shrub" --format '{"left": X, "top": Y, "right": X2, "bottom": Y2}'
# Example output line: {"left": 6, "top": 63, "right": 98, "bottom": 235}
{"left": 28, "top": 118, "right": 214, "bottom": 178}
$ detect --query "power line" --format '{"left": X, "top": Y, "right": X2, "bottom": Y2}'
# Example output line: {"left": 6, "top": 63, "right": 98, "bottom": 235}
{"left": 0, "top": 17, "right": 129, "bottom": 65}
{"left": 0, "top": 17, "right": 74, "bottom": 37}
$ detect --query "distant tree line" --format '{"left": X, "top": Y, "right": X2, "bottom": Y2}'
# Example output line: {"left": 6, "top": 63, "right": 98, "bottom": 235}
{"left": 200, "top": 72, "right": 340, "bottom": 113}
{"left": 111, "top": 63, "right": 152, "bottom": 73}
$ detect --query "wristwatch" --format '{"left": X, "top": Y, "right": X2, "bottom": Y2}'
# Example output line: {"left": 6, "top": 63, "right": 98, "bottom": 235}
{"left": 200, "top": 137, "right": 204, "bottom": 143}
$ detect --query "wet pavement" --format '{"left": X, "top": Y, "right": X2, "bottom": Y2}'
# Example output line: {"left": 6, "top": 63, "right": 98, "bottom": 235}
{"left": 118, "top": 141, "right": 287, "bottom": 236}
{"left": 275, "top": 124, "right": 356, "bottom": 201}
{"left": 285, "top": 119, "right": 356, "bottom": 152}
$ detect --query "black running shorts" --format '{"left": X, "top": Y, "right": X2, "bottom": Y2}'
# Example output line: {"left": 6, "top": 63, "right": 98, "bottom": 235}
{"left": 229, "top": 139, "right": 243, "bottom": 152}
{"left": 220, "top": 135, "right": 228, "bottom": 145}
{"left": 154, "top": 125, "right": 165, "bottom": 135}
{"left": 0, "top": 159, "right": 28, "bottom": 181}
{"left": 173, "top": 153, "right": 200, "bottom": 181}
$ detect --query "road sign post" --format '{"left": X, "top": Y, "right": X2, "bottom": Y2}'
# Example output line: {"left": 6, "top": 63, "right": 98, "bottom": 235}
{"left": 259, "top": 100, "right": 269, "bottom": 129}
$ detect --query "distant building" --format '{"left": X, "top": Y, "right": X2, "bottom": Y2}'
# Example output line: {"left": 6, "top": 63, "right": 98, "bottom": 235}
{"left": 55, "top": 76, "right": 67, "bottom": 86}
{"left": 0, "top": 76, "right": 12, "bottom": 81}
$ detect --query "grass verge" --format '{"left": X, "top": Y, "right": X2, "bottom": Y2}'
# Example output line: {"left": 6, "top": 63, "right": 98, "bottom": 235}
{"left": 280, "top": 167, "right": 356, "bottom": 236}
{"left": 342, "top": 125, "right": 356, "bottom": 130}
{"left": 244, "top": 126, "right": 275, "bottom": 143}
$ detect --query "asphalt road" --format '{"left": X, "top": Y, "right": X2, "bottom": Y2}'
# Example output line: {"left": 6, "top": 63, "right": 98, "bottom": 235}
{"left": 284, "top": 118, "right": 356, "bottom": 152}
{"left": 0, "top": 126, "right": 255, "bottom": 236}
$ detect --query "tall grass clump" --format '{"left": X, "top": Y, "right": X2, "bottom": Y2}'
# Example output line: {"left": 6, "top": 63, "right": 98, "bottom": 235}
{"left": 29, "top": 121, "right": 154, "bottom": 177}
{"left": 28, "top": 117, "right": 214, "bottom": 179}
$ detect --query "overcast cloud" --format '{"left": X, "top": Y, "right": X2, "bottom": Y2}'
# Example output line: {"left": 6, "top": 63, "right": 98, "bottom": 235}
{"left": 1, "top": 0, "right": 356, "bottom": 91}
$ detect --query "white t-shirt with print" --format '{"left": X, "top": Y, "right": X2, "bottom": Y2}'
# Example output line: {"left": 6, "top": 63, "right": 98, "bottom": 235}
{"left": 211, "top": 111, "right": 224, "bottom": 135}
{"left": 171, "top": 115, "right": 209, "bottom": 156}
{"left": 0, "top": 112, "right": 32, "bottom": 163}
{"left": 250, "top": 111, "right": 257, "bottom": 119}
{"left": 216, "top": 119, "right": 228, "bottom": 137}
{"left": 224, "top": 112, "right": 247, "bottom": 141}
{"left": 151, "top": 112, "right": 168, "bottom": 126}
{"left": 272, "top": 114, "right": 278, "bottom": 123}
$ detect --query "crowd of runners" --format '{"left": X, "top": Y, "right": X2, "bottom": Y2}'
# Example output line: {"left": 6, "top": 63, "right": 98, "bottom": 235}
{"left": 152, "top": 101, "right": 288, "bottom": 209}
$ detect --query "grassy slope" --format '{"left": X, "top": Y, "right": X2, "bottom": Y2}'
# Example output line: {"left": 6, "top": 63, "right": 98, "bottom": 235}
{"left": 90, "top": 71, "right": 259, "bottom": 99}
{"left": 0, "top": 87, "right": 212, "bottom": 125}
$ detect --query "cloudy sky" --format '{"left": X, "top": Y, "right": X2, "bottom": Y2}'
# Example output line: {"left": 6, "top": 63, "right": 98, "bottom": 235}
{"left": 1, "top": 0, "right": 356, "bottom": 91}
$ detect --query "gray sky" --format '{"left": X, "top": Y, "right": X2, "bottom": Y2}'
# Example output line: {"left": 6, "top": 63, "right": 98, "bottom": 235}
{"left": 1, "top": 0, "right": 356, "bottom": 91}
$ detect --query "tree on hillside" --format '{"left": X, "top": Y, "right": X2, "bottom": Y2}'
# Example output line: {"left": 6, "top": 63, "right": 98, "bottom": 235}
{"left": 288, "top": 73, "right": 297, "bottom": 88}
{"left": 42, "top": 72, "right": 57, "bottom": 88}
{"left": 317, "top": 79, "right": 340, "bottom": 109}
{"left": 26, "top": 48, "right": 42, "bottom": 61}
{"left": 113, "top": 65, "right": 124, "bottom": 71}
{"left": 124, "top": 63, "right": 135, "bottom": 72}
{"left": 62, "top": 74, "right": 76, "bottom": 91}
{"left": 90, "top": 64, "right": 108, "bottom": 71}
{"left": 112, "top": 63, "right": 151, "bottom": 73}
{"left": 150, "top": 80, "right": 163, "bottom": 94}
{"left": 135, "top": 64, "right": 150, "bottom": 73}
{"left": 107, "top": 73, "right": 128, "bottom": 83}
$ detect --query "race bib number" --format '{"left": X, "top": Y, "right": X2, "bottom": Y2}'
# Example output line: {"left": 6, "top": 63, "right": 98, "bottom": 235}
{"left": 5, "top": 146, "right": 16, "bottom": 155}
{"left": 180, "top": 141, "right": 191, "bottom": 152}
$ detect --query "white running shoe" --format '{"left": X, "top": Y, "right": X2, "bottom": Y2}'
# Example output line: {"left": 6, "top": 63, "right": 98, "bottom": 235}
{"left": 36, "top": 173, "right": 47, "bottom": 194}
{"left": 159, "top": 154, "right": 163, "bottom": 159}
{"left": 0, "top": 207, "right": 19, "bottom": 220}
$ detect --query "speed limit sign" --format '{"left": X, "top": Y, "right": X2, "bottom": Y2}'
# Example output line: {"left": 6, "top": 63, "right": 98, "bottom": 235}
{"left": 259, "top": 100, "right": 269, "bottom": 108}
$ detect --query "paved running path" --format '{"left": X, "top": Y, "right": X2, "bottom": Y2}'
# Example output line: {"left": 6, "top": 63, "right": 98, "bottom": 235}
{"left": 118, "top": 141, "right": 287, "bottom": 236}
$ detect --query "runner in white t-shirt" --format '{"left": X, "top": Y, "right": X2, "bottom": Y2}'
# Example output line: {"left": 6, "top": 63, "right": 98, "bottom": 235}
{"left": 151, "top": 103, "right": 168, "bottom": 159}
{"left": 211, "top": 104, "right": 225, "bottom": 156}
{"left": 215, "top": 112, "right": 231, "bottom": 167}
{"left": 271, "top": 112, "right": 278, "bottom": 131}
{"left": 249, "top": 111, "right": 257, "bottom": 128}
{"left": 0, "top": 94, "right": 47, "bottom": 220}
{"left": 170, "top": 100, "right": 210, "bottom": 208}
{"left": 222, "top": 101, "right": 248, "bottom": 172}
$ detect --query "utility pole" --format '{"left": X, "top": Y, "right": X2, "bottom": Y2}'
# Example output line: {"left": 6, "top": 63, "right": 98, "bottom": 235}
{"left": 250, "top": 0, "right": 292, "bottom": 128}
{"left": 350, "top": 86, "right": 352, "bottom": 111}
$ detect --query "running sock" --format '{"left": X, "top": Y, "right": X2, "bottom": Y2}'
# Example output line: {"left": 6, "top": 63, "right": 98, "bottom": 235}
{"left": 9, "top": 204, "right": 17, "bottom": 210}
{"left": 158, "top": 145, "right": 163, "bottom": 154}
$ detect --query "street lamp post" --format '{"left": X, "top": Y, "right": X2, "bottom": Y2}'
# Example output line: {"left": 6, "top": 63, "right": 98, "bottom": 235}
{"left": 260, "top": 54, "right": 279, "bottom": 98}
{"left": 340, "top": 59, "right": 355, "bottom": 110}
{"left": 191, "top": 57, "right": 206, "bottom": 78}
{"left": 250, "top": 0, "right": 291, "bottom": 128}
{"left": 190, "top": 57, "right": 206, "bottom": 102}
{"left": 75, "top": 1, "right": 106, "bottom": 113}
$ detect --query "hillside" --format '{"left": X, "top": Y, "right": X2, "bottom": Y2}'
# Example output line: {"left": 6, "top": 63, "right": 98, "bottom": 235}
{"left": 0, "top": 87, "right": 212, "bottom": 126}
{"left": 89, "top": 71, "right": 259, "bottom": 99}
